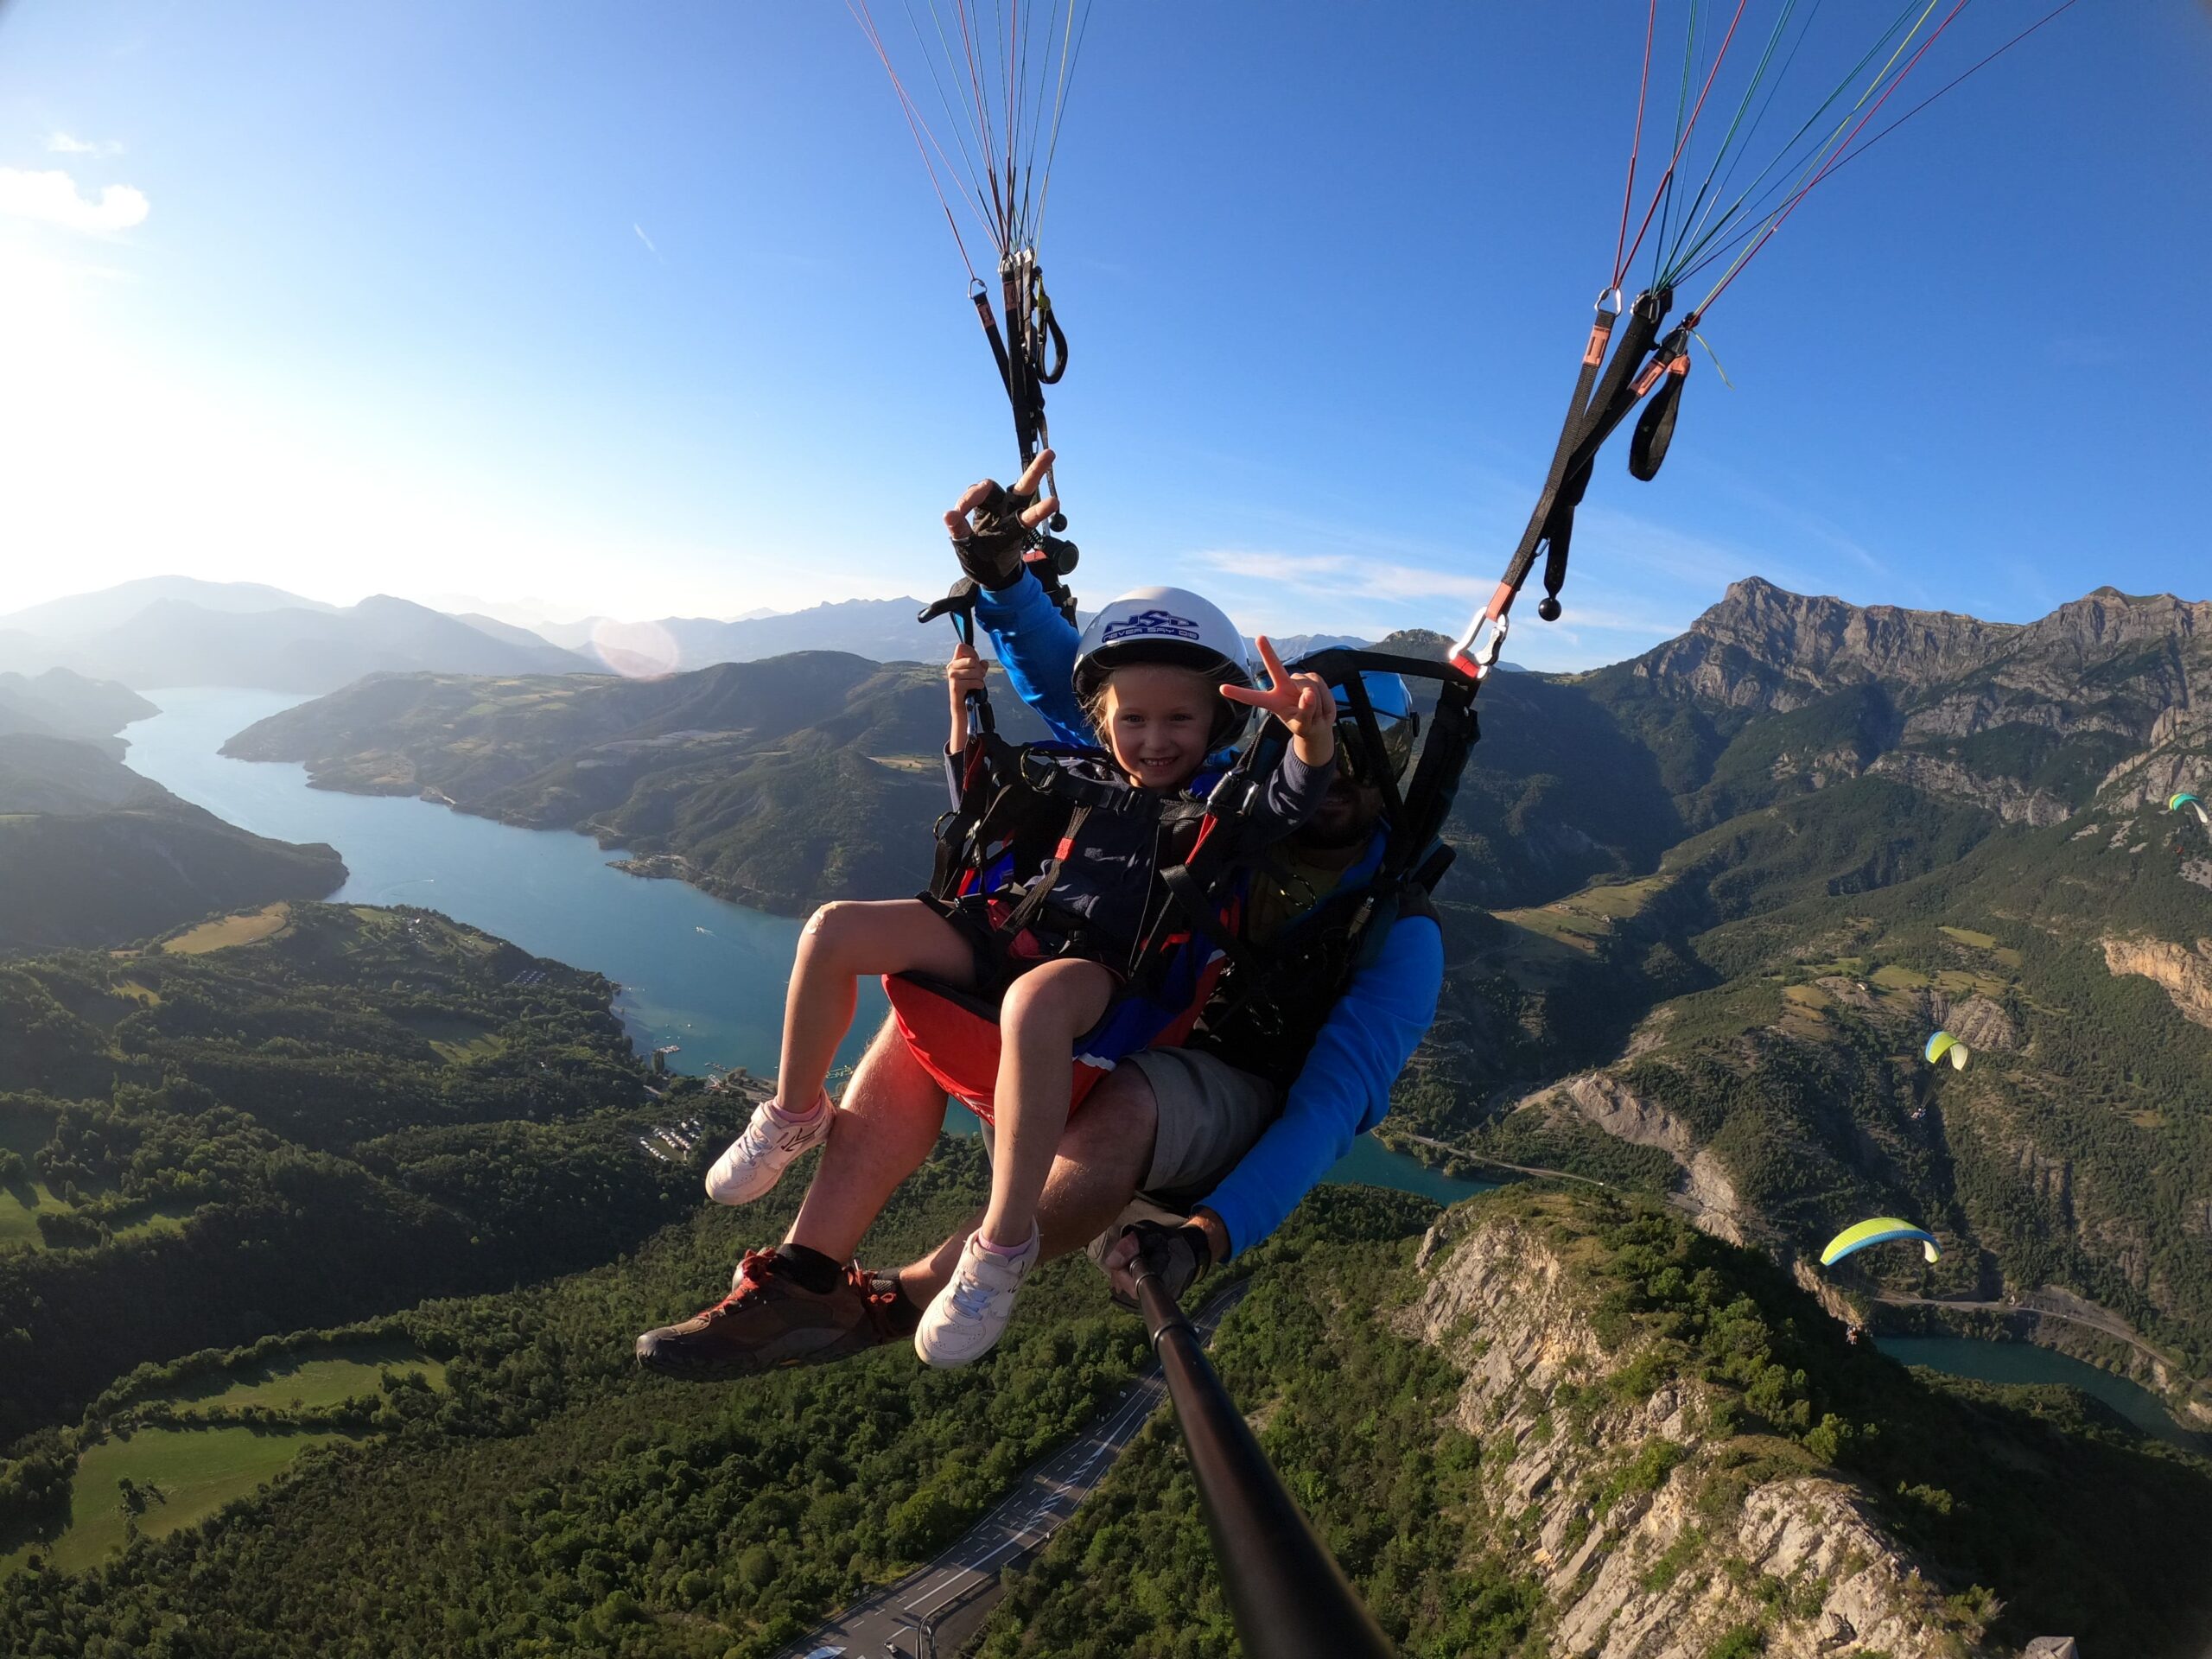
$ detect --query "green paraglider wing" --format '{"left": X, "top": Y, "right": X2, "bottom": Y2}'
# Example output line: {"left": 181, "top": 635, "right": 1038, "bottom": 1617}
{"left": 2171, "top": 791, "right": 2209, "bottom": 828}
{"left": 1821, "top": 1218, "right": 1941, "bottom": 1268}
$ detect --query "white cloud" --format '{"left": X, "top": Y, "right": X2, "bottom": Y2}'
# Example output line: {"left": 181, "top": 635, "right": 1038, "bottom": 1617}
{"left": 633, "top": 223, "right": 662, "bottom": 262}
{"left": 0, "top": 168, "right": 149, "bottom": 232}
{"left": 45, "top": 131, "right": 125, "bottom": 158}
{"left": 1194, "top": 548, "right": 1493, "bottom": 605}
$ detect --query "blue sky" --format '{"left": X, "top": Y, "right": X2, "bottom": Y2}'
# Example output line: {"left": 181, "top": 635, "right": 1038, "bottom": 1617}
{"left": 1, "top": 0, "right": 2207, "bottom": 670}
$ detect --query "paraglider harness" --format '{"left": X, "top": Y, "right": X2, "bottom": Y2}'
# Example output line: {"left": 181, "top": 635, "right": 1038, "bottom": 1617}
{"left": 883, "top": 586, "right": 1268, "bottom": 1121}
{"left": 885, "top": 588, "right": 1484, "bottom": 1116}
{"left": 1183, "top": 645, "right": 1473, "bottom": 1090}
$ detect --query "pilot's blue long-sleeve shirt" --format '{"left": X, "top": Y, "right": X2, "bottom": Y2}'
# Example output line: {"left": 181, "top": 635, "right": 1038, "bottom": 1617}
{"left": 974, "top": 575, "right": 1445, "bottom": 1257}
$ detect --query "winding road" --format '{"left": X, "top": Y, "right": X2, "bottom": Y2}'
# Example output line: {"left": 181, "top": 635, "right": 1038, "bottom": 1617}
{"left": 780, "top": 1281, "right": 1249, "bottom": 1659}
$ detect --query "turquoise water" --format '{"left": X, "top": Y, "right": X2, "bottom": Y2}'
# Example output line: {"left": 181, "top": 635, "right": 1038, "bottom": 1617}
{"left": 1877, "top": 1336, "right": 2204, "bottom": 1451}
{"left": 1324, "top": 1134, "right": 1497, "bottom": 1204}
{"left": 124, "top": 686, "right": 887, "bottom": 1081}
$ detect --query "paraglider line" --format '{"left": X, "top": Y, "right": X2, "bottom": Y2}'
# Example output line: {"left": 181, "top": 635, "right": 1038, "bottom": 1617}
{"left": 1618, "top": 0, "right": 1755, "bottom": 283}
{"left": 1610, "top": 0, "right": 1662, "bottom": 289}
{"left": 1802, "top": 0, "right": 2086, "bottom": 189}
{"left": 853, "top": 0, "right": 983, "bottom": 281}
{"left": 1688, "top": 0, "right": 1973, "bottom": 323}
{"left": 1033, "top": 0, "right": 1092, "bottom": 248}
{"left": 1669, "top": 0, "right": 1948, "bottom": 296}
{"left": 1673, "top": 0, "right": 2082, "bottom": 291}
{"left": 901, "top": 0, "right": 1004, "bottom": 232}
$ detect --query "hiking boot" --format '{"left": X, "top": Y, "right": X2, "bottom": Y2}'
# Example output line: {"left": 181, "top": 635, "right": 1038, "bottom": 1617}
{"left": 914, "top": 1226, "right": 1039, "bottom": 1369}
{"left": 634, "top": 1251, "right": 901, "bottom": 1380}
{"left": 702, "top": 1093, "right": 832, "bottom": 1205}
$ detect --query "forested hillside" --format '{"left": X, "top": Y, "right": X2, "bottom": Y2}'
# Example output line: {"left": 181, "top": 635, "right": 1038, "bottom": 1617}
{"left": 222, "top": 654, "right": 1050, "bottom": 913}
{"left": 980, "top": 1188, "right": 2212, "bottom": 1659}
{"left": 1387, "top": 582, "right": 2212, "bottom": 1421}
{"left": 0, "top": 901, "right": 690, "bottom": 1443}
{"left": 1, "top": 1134, "right": 1148, "bottom": 1656}
{"left": 0, "top": 671, "right": 156, "bottom": 760}
{"left": 0, "top": 735, "right": 346, "bottom": 954}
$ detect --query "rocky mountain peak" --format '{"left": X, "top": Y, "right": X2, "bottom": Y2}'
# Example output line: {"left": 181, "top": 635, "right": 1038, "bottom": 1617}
{"left": 1625, "top": 577, "right": 2013, "bottom": 712}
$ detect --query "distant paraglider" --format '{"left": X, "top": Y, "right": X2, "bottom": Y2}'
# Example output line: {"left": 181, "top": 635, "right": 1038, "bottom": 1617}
{"left": 1821, "top": 1218, "right": 1942, "bottom": 1268}
{"left": 1923, "top": 1030, "right": 1969, "bottom": 1071}
{"left": 2171, "top": 791, "right": 2209, "bottom": 831}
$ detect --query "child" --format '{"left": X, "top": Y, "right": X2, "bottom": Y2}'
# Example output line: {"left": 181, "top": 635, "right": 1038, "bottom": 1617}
{"left": 704, "top": 589, "right": 1337, "bottom": 1366}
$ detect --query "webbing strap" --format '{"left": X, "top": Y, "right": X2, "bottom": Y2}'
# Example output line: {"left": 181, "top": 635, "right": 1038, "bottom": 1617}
{"left": 1001, "top": 803, "right": 1093, "bottom": 935}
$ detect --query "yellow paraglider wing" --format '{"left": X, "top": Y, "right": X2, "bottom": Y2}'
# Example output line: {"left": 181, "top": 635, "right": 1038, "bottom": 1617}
{"left": 1820, "top": 1217, "right": 1942, "bottom": 1268}
{"left": 1923, "top": 1030, "right": 1967, "bottom": 1069}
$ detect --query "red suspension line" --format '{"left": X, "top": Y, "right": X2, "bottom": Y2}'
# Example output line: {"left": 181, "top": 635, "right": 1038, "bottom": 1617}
{"left": 1617, "top": 0, "right": 1754, "bottom": 285}
{"left": 1690, "top": 0, "right": 1974, "bottom": 322}
{"left": 1611, "top": 0, "right": 1662, "bottom": 291}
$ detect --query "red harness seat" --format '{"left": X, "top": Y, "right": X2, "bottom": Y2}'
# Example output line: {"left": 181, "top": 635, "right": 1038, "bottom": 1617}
{"left": 882, "top": 955, "right": 1225, "bottom": 1127}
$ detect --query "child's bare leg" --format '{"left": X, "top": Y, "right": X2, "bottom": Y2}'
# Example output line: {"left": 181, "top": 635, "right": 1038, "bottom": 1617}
{"left": 778, "top": 899, "right": 974, "bottom": 1111}
{"left": 980, "top": 957, "right": 1116, "bottom": 1249}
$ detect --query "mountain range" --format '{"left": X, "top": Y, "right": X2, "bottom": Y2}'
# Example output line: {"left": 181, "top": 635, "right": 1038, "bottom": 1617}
{"left": 0, "top": 582, "right": 595, "bottom": 694}
{"left": 211, "top": 575, "right": 2212, "bottom": 1429}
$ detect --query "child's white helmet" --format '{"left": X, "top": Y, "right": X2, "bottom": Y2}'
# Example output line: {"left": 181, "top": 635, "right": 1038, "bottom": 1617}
{"left": 1073, "top": 587, "right": 1255, "bottom": 747}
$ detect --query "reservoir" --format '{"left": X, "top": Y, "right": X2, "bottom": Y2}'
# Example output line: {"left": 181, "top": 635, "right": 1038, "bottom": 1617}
{"left": 119, "top": 690, "right": 2201, "bottom": 1446}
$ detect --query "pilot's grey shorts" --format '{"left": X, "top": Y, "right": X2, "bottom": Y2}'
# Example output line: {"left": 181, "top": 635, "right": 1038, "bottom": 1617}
{"left": 974, "top": 1046, "right": 1278, "bottom": 1266}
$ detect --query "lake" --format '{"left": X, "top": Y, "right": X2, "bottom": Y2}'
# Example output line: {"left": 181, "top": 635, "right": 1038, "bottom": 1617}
{"left": 123, "top": 686, "right": 1488, "bottom": 1199}
{"left": 1877, "top": 1336, "right": 2205, "bottom": 1452}
{"left": 120, "top": 690, "right": 2202, "bottom": 1446}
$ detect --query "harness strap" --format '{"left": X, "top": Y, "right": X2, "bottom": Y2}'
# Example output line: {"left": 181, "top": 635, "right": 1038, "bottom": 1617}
{"left": 1000, "top": 803, "right": 1093, "bottom": 936}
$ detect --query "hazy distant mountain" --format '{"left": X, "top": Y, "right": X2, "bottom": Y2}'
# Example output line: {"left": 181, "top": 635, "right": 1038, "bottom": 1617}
{"left": 448, "top": 611, "right": 573, "bottom": 653}
{"left": 550, "top": 603, "right": 1367, "bottom": 674}
{"left": 0, "top": 593, "right": 599, "bottom": 693}
{"left": 546, "top": 597, "right": 959, "bottom": 671}
{"left": 0, "top": 668, "right": 157, "bottom": 757}
{"left": 0, "top": 733, "right": 346, "bottom": 952}
{"left": 0, "top": 576, "right": 338, "bottom": 639}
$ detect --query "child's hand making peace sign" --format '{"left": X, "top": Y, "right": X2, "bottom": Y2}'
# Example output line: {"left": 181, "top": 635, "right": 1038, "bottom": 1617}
{"left": 1221, "top": 636, "right": 1337, "bottom": 770}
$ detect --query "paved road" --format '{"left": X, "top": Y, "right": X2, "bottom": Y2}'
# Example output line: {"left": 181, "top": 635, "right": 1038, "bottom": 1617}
{"left": 782, "top": 1281, "right": 1249, "bottom": 1659}
{"left": 1873, "top": 1289, "right": 2172, "bottom": 1368}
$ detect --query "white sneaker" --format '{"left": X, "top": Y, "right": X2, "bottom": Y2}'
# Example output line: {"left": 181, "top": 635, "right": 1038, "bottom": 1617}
{"left": 702, "top": 1094, "right": 831, "bottom": 1205}
{"left": 914, "top": 1226, "right": 1039, "bottom": 1368}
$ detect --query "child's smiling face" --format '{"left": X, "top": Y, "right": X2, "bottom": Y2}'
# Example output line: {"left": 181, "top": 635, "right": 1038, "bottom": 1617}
{"left": 1097, "top": 664, "right": 1217, "bottom": 791}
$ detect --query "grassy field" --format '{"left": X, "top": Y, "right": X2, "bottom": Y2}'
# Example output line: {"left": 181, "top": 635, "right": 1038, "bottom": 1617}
{"left": 396, "top": 1010, "right": 505, "bottom": 1065}
{"left": 0, "top": 1180, "right": 68, "bottom": 1251}
{"left": 1, "top": 1427, "right": 348, "bottom": 1576}
{"left": 0, "top": 1188, "right": 194, "bottom": 1254}
{"left": 1471, "top": 874, "right": 1673, "bottom": 990}
{"left": 150, "top": 1340, "right": 447, "bottom": 1415}
{"left": 159, "top": 901, "right": 292, "bottom": 955}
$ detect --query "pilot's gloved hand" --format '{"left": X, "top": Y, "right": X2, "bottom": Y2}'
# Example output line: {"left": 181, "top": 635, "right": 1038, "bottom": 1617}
{"left": 944, "top": 448, "right": 1058, "bottom": 590}
{"left": 1107, "top": 1218, "right": 1214, "bottom": 1312}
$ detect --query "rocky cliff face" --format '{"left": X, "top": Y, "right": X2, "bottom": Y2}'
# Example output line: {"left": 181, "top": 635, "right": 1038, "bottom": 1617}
{"left": 1622, "top": 581, "right": 2209, "bottom": 805}
{"left": 2101, "top": 935, "right": 2212, "bottom": 1031}
{"left": 1628, "top": 577, "right": 2015, "bottom": 712}
{"left": 1404, "top": 1209, "right": 1980, "bottom": 1658}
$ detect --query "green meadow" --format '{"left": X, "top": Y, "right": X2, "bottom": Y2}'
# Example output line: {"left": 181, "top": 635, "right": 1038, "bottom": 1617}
{"left": 4, "top": 1427, "right": 350, "bottom": 1576}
